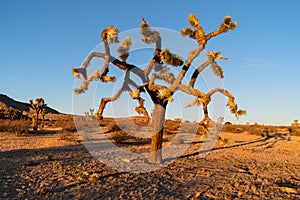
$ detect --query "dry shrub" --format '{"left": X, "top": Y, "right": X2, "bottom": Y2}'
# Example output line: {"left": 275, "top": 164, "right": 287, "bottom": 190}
{"left": 60, "top": 131, "right": 77, "bottom": 141}
{"left": 247, "top": 125, "right": 277, "bottom": 136}
{"left": 223, "top": 124, "right": 285, "bottom": 136}
{"left": 54, "top": 119, "right": 77, "bottom": 132}
{"left": 289, "top": 127, "right": 300, "bottom": 136}
{"left": 129, "top": 116, "right": 150, "bottom": 126}
{"left": 108, "top": 123, "right": 122, "bottom": 132}
{"left": 0, "top": 119, "right": 30, "bottom": 135}
{"left": 223, "top": 124, "right": 246, "bottom": 133}
{"left": 110, "top": 131, "right": 130, "bottom": 143}
{"left": 106, "top": 120, "right": 131, "bottom": 133}
{"left": 165, "top": 119, "right": 180, "bottom": 133}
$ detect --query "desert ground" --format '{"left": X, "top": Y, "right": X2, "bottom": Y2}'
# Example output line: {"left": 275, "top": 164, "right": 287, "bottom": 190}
{"left": 0, "top": 116, "right": 300, "bottom": 199}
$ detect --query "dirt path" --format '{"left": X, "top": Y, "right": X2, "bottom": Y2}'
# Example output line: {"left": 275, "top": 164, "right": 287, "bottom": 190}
{"left": 0, "top": 131, "right": 299, "bottom": 199}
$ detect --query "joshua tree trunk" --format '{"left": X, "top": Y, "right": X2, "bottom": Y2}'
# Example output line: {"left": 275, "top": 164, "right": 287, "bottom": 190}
{"left": 150, "top": 103, "right": 167, "bottom": 163}
{"left": 32, "top": 115, "right": 38, "bottom": 131}
{"left": 32, "top": 116, "right": 36, "bottom": 131}
{"left": 42, "top": 115, "right": 45, "bottom": 128}
{"left": 35, "top": 113, "right": 39, "bottom": 131}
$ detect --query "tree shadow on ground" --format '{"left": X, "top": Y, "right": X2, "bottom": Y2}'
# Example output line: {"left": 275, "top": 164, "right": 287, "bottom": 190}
{"left": 175, "top": 132, "right": 291, "bottom": 161}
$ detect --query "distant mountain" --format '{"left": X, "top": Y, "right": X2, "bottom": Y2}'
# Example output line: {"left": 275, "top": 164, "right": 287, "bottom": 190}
{"left": 0, "top": 94, "right": 60, "bottom": 114}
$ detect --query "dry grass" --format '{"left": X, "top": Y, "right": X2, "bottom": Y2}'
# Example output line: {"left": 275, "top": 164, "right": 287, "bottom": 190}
{"left": 0, "top": 119, "right": 31, "bottom": 135}
{"left": 165, "top": 119, "right": 180, "bottom": 133}
{"left": 223, "top": 124, "right": 291, "bottom": 136}
{"left": 59, "top": 131, "right": 78, "bottom": 142}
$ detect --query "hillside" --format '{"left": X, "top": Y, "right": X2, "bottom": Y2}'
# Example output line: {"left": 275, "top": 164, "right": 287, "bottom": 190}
{"left": 0, "top": 94, "right": 60, "bottom": 114}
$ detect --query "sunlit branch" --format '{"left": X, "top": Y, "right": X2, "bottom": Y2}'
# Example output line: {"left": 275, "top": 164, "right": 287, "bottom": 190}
{"left": 96, "top": 85, "right": 125, "bottom": 120}
{"left": 135, "top": 97, "right": 149, "bottom": 118}
{"left": 189, "top": 60, "right": 211, "bottom": 88}
{"left": 205, "top": 15, "right": 238, "bottom": 41}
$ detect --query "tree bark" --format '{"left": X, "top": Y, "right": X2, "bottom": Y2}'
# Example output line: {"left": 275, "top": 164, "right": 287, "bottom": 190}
{"left": 35, "top": 113, "right": 39, "bottom": 131}
{"left": 32, "top": 116, "right": 37, "bottom": 131}
{"left": 150, "top": 103, "right": 166, "bottom": 163}
{"left": 42, "top": 115, "right": 45, "bottom": 128}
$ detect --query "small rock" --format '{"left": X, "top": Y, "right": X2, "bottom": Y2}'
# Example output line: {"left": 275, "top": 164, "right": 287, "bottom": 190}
{"left": 250, "top": 185, "right": 257, "bottom": 193}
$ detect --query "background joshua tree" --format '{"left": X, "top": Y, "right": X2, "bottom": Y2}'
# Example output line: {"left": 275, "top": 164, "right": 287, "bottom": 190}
{"left": 84, "top": 109, "right": 96, "bottom": 120}
{"left": 72, "top": 14, "right": 245, "bottom": 163}
{"left": 30, "top": 98, "right": 46, "bottom": 131}
{"left": 89, "top": 108, "right": 95, "bottom": 116}
{"left": 84, "top": 111, "right": 89, "bottom": 117}
{"left": 291, "top": 120, "right": 299, "bottom": 127}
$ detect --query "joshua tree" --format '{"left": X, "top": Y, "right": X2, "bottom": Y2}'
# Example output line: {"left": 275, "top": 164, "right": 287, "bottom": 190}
{"left": 30, "top": 98, "right": 47, "bottom": 131}
{"left": 89, "top": 108, "right": 95, "bottom": 116}
{"left": 292, "top": 120, "right": 299, "bottom": 127}
{"left": 72, "top": 14, "right": 245, "bottom": 163}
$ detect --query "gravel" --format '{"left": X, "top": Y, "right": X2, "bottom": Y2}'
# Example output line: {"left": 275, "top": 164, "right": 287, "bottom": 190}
{"left": 0, "top": 131, "right": 299, "bottom": 199}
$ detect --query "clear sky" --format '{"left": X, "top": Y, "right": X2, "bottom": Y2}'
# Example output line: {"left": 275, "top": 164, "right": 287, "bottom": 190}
{"left": 1, "top": 0, "right": 299, "bottom": 125}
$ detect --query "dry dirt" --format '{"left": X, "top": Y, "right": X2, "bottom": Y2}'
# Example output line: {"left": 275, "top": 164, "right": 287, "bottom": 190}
{"left": 1, "top": 126, "right": 300, "bottom": 199}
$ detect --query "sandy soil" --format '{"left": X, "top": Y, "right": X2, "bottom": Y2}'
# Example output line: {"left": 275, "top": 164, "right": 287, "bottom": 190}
{"left": 0, "top": 129, "right": 300, "bottom": 199}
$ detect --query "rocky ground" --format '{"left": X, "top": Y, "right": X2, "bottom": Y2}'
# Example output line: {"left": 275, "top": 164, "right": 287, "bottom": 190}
{"left": 1, "top": 126, "right": 300, "bottom": 199}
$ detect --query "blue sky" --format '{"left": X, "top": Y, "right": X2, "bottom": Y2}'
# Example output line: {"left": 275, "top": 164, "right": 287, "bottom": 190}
{"left": 1, "top": 0, "right": 299, "bottom": 125}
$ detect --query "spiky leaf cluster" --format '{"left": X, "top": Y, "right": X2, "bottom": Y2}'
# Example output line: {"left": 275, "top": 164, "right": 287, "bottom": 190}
{"left": 180, "top": 27, "right": 196, "bottom": 39}
{"left": 207, "top": 51, "right": 228, "bottom": 61}
{"left": 218, "top": 15, "right": 238, "bottom": 33}
{"left": 101, "top": 26, "right": 119, "bottom": 44}
{"left": 210, "top": 63, "right": 224, "bottom": 79}
{"left": 157, "top": 88, "right": 173, "bottom": 102}
{"left": 207, "top": 51, "right": 228, "bottom": 79}
{"left": 188, "top": 14, "right": 200, "bottom": 28}
{"left": 180, "top": 14, "right": 205, "bottom": 44}
{"left": 130, "top": 89, "right": 140, "bottom": 99}
{"left": 117, "top": 37, "right": 133, "bottom": 61}
{"left": 140, "top": 18, "right": 160, "bottom": 44}
{"left": 226, "top": 97, "right": 246, "bottom": 118}
{"left": 160, "top": 49, "right": 184, "bottom": 66}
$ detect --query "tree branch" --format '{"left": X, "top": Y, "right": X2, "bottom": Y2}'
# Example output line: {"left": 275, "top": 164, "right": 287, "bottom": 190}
{"left": 96, "top": 85, "right": 124, "bottom": 120}
{"left": 189, "top": 59, "right": 211, "bottom": 88}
